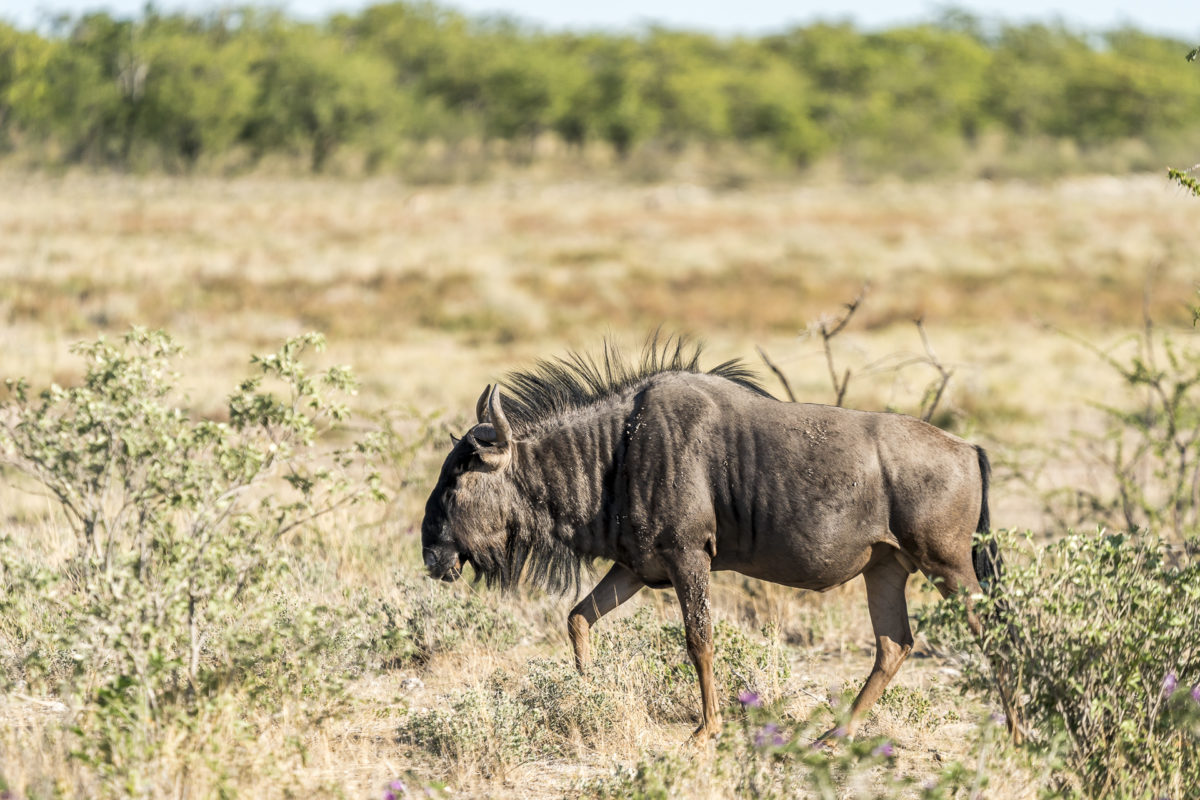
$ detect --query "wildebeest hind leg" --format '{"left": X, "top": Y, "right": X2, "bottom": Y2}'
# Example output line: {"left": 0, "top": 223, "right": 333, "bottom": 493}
{"left": 568, "top": 563, "right": 644, "bottom": 673}
{"left": 841, "top": 555, "right": 913, "bottom": 738}
{"left": 928, "top": 565, "right": 1026, "bottom": 745}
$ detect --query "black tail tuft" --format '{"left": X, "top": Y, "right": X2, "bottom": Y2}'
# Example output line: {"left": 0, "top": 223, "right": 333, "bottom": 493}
{"left": 974, "top": 446, "right": 991, "bottom": 536}
{"left": 967, "top": 447, "right": 1023, "bottom": 741}
{"left": 971, "top": 446, "right": 1001, "bottom": 591}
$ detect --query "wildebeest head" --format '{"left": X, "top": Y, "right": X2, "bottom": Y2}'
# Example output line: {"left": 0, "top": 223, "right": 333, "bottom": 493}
{"left": 421, "top": 384, "right": 516, "bottom": 583}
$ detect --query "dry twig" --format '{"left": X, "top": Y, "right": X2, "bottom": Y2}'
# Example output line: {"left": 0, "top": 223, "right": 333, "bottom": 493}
{"left": 819, "top": 285, "right": 868, "bottom": 406}
{"left": 756, "top": 346, "right": 797, "bottom": 402}
{"left": 915, "top": 316, "right": 954, "bottom": 423}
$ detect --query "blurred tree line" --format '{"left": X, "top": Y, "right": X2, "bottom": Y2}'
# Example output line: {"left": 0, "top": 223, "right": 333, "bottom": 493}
{"left": 0, "top": 2, "right": 1197, "bottom": 176}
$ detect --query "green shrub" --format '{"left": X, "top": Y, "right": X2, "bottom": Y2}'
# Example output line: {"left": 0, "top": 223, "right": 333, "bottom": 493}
{"left": 920, "top": 528, "right": 1200, "bottom": 798}
{"left": 399, "top": 657, "right": 625, "bottom": 780}
{"left": 1040, "top": 316, "right": 1200, "bottom": 544}
{"left": 1088, "top": 331, "right": 1200, "bottom": 542}
{"left": 400, "top": 683, "right": 533, "bottom": 777}
{"left": 876, "top": 684, "right": 962, "bottom": 727}
{"left": 0, "top": 328, "right": 383, "bottom": 796}
{"left": 517, "top": 657, "right": 624, "bottom": 744}
{"left": 379, "top": 579, "right": 523, "bottom": 667}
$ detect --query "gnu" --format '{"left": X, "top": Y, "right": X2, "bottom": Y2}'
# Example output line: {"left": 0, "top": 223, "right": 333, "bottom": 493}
{"left": 421, "top": 339, "right": 1022, "bottom": 743}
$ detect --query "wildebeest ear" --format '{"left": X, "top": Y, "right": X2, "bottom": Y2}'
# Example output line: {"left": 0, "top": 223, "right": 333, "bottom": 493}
{"left": 466, "top": 424, "right": 512, "bottom": 471}
{"left": 475, "top": 384, "right": 492, "bottom": 424}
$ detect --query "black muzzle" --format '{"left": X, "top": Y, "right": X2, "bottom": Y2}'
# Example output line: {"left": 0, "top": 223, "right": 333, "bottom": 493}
{"left": 423, "top": 545, "right": 464, "bottom": 582}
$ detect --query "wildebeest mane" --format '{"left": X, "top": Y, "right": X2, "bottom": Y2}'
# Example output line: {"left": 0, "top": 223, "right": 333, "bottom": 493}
{"left": 499, "top": 333, "right": 772, "bottom": 434}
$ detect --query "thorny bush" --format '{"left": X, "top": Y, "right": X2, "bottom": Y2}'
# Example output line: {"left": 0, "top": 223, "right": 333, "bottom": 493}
{"left": 0, "top": 329, "right": 384, "bottom": 797}
{"left": 1024, "top": 307, "right": 1200, "bottom": 544}
{"left": 919, "top": 528, "right": 1200, "bottom": 799}
{"left": 1080, "top": 325, "right": 1200, "bottom": 542}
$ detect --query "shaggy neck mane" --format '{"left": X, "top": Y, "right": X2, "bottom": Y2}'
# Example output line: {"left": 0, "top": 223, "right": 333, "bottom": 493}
{"left": 477, "top": 336, "right": 771, "bottom": 598}
{"left": 499, "top": 334, "right": 772, "bottom": 436}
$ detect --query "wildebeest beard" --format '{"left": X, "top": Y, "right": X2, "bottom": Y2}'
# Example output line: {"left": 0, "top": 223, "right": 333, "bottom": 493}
{"left": 466, "top": 519, "right": 594, "bottom": 596}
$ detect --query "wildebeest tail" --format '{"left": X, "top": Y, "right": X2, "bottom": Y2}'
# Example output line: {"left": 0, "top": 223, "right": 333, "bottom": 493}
{"left": 970, "top": 446, "right": 1001, "bottom": 594}
{"left": 969, "top": 446, "right": 1023, "bottom": 741}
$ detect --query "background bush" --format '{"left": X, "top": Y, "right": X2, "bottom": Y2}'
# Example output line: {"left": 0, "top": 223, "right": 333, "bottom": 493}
{"left": 0, "top": 4, "right": 1197, "bottom": 176}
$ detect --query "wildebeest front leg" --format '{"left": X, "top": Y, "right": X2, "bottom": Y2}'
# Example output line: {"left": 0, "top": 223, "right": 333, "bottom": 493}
{"left": 568, "top": 563, "right": 644, "bottom": 673}
{"left": 667, "top": 553, "right": 722, "bottom": 742}
{"left": 841, "top": 554, "right": 913, "bottom": 738}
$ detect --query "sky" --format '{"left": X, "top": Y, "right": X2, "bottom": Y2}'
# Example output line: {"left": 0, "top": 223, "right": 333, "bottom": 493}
{"left": 2, "top": 0, "right": 1199, "bottom": 38}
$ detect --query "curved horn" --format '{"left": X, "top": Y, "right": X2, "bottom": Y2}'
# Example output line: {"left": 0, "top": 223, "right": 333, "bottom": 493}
{"left": 475, "top": 384, "right": 492, "bottom": 423}
{"left": 488, "top": 385, "right": 510, "bottom": 448}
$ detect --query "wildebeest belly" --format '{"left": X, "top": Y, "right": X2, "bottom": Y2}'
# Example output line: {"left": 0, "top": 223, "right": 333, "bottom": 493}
{"left": 711, "top": 510, "right": 886, "bottom": 590}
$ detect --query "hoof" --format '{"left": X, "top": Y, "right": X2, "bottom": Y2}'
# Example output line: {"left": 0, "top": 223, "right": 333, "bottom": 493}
{"left": 994, "top": 711, "right": 1028, "bottom": 746}
{"left": 688, "top": 720, "right": 723, "bottom": 745}
{"left": 813, "top": 725, "right": 850, "bottom": 749}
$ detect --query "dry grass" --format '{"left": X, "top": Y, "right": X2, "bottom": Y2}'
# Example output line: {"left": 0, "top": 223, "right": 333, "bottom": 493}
{"left": 0, "top": 171, "right": 1196, "bottom": 797}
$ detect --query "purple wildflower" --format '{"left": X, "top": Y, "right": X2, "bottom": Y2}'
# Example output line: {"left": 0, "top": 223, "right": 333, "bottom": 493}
{"left": 1163, "top": 673, "right": 1178, "bottom": 699}
{"left": 738, "top": 690, "right": 762, "bottom": 708}
{"left": 384, "top": 779, "right": 408, "bottom": 800}
{"left": 1191, "top": 684, "right": 1200, "bottom": 704}
{"left": 753, "top": 722, "right": 787, "bottom": 749}
{"left": 872, "top": 741, "right": 895, "bottom": 758}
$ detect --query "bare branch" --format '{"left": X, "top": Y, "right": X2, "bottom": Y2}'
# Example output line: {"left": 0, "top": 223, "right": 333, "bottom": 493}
{"left": 835, "top": 368, "right": 850, "bottom": 407}
{"left": 823, "top": 285, "right": 868, "bottom": 340}
{"left": 818, "top": 285, "right": 868, "bottom": 407}
{"left": 756, "top": 346, "right": 796, "bottom": 402}
{"left": 915, "top": 316, "right": 954, "bottom": 423}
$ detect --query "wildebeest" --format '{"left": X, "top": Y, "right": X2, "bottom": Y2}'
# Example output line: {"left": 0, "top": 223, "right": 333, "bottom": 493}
{"left": 421, "top": 338, "right": 1022, "bottom": 743}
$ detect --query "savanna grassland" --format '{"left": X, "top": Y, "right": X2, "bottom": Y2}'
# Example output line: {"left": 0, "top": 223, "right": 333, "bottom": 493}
{"left": 0, "top": 172, "right": 1197, "bottom": 799}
